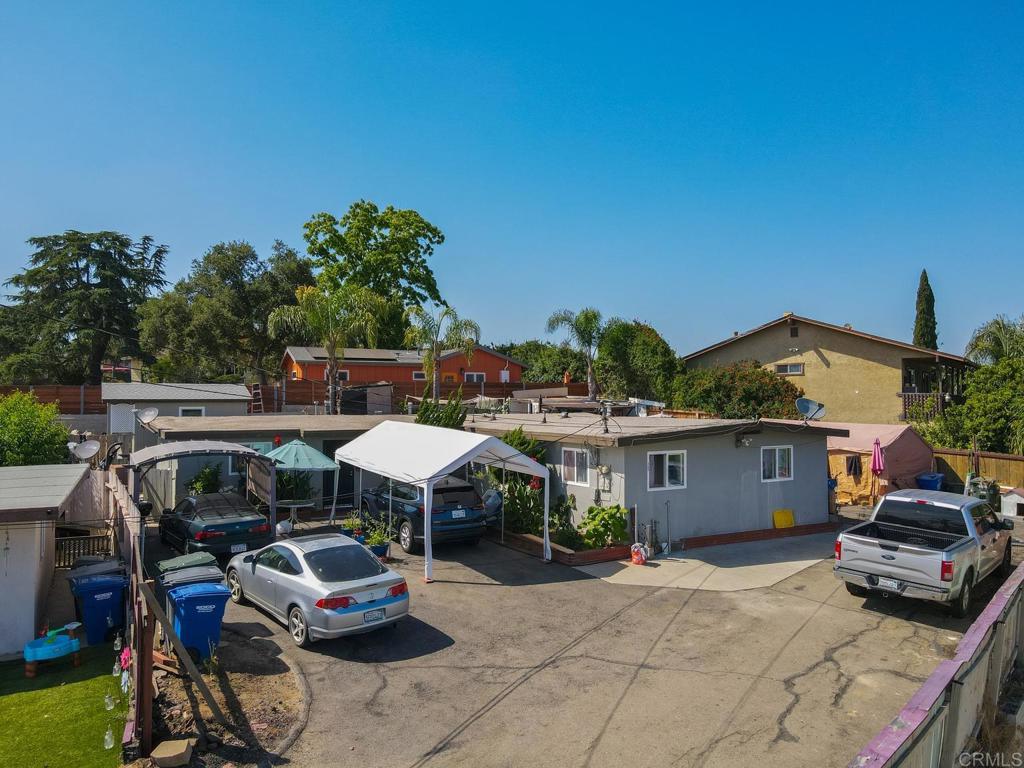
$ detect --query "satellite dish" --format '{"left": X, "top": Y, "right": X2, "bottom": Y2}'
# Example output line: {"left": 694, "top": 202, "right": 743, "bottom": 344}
{"left": 71, "top": 440, "right": 101, "bottom": 461}
{"left": 796, "top": 397, "right": 826, "bottom": 421}
{"left": 137, "top": 407, "right": 160, "bottom": 425}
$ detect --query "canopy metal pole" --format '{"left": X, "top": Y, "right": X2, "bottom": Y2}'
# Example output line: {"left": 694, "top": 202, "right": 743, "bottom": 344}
{"left": 422, "top": 481, "right": 434, "bottom": 582}
{"left": 388, "top": 478, "right": 393, "bottom": 537}
{"left": 542, "top": 473, "right": 551, "bottom": 562}
{"left": 330, "top": 464, "right": 339, "bottom": 524}
{"left": 269, "top": 462, "right": 277, "bottom": 539}
{"left": 356, "top": 468, "right": 362, "bottom": 517}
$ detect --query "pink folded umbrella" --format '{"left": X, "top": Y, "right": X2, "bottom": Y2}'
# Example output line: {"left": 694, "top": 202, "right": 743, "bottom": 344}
{"left": 871, "top": 437, "right": 885, "bottom": 477}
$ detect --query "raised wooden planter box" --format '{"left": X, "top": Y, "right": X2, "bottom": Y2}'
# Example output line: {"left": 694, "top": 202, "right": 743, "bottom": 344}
{"left": 679, "top": 521, "right": 839, "bottom": 550}
{"left": 487, "top": 529, "right": 631, "bottom": 566}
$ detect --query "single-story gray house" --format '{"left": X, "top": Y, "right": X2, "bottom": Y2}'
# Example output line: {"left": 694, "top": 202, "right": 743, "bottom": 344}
{"left": 138, "top": 413, "right": 414, "bottom": 512}
{"left": 102, "top": 382, "right": 252, "bottom": 454}
{"left": 469, "top": 413, "right": 848, "bottom": 548}
{"left": 0, "top": 464, "right": 94, "bottom": 657}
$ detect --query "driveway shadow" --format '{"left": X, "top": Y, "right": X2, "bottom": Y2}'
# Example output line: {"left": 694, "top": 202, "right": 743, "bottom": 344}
{"left": 303, "top": 616, "right": 454, "bottom": 663}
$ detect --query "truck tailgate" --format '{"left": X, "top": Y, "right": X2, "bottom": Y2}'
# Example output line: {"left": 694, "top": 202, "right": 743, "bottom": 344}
{"left": 841, "top": 533, "right": 944, "bottom": 585}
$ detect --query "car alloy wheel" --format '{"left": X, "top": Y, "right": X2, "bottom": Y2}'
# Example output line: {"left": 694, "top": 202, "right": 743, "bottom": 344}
{"left": 289, "top": 607, "right": 310, "bottom": 647}
{"left": 227, "top": 571, "right": 244, "bottom": 604}
{"left": 400, "top": 521, "right": 414, "bottom": 553}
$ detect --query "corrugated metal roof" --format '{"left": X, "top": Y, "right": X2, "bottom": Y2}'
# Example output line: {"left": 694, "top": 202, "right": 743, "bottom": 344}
{"left": 150, "top": 413, "right": 414, "bottom": 437}
{"left": 102, "top": 382, "right": 252, "bottom": 401}
{"left": 0, "top": 464, "right": 90, "bottom": 514}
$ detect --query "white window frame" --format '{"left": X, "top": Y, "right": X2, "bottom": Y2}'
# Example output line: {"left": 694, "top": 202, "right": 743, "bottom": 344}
{"left": 412, "top": 370, "right": 427, "bottom": 381}
{"left": 562, "top": 447, "right": 590, "bottom": 487}
{"left": 178, "top": 406, "right": 205, "bottom": 417}
{"left": 774, "top": 363, "right": 804, "bottom": 376}
{"left": 464, "top": 372, "right": 486, "bottom": 383}
{"left": 761, "top": 445, "right": 794, "bottom": 483}
{"left": 291, "top": 370, "right": 297, "bottom": 380}
{"left": 229, "top": 441, "right": 274, "bottom": 476}
{"left": 647, "top": 450, "right": 687, "bottom": 491}
{"left": 323, "top": 368, "right": 350, "bottom": 382}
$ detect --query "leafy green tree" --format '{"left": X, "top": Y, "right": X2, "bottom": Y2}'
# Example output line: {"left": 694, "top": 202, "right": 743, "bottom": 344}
{"left": 139, "top": 240, "right": 314, "bottom": 381}
{"left": 413, "top": 389, "right": 468, "bottom": 429}
{"left": 492, "top": 340, "right": 587, "bottom": 383}
{"left": 913, "top": 269, "right": 938, "bottom": 350}
{"left": 672, "top": 361, "right": 803, "bottom": 419}
{"left": 404, "top": 305, "right": 481, "bottom": 400}
{"left": 0, "top": 391, "right": 69, "bottom": 466}
{"left": 933, "top": 358, "right": 1024, "bottom": 453}
{"left": 268, "top": 284, "right": 387, "bottom": 413}
{"left": 304, "top": 200, "right": 445, "bottom": 347}
{"left": 546, "top": 307, "right": 606, "bottom": 399}
{"left": 965, "top": 315, "right": 1024, "bottom": 364}
{"left": 3, "top": 231, "right": 167, "bottom": 383}
{"left": 596, "top": 321, "right": 677, "bottom": 402}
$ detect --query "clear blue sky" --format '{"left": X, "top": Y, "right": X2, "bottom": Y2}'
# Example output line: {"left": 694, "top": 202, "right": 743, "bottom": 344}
{"left": 1, "top": 3, "right": 1021, "bottom": 356}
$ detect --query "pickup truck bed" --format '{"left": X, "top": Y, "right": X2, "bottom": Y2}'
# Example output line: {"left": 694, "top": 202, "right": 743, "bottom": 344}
{"left": 845, "top": 521, "right": 969, "bottom": 552}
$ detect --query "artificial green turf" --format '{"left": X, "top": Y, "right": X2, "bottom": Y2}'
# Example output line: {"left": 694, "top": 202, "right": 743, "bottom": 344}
{"left": 0, "top": 644, "right": 128, "bottom": 768}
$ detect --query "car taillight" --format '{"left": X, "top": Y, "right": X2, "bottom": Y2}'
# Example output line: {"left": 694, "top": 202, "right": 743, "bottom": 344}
{"left": 249, "top": 523, "right": 270, "bottom": 534}
{"left": 941, "top": 560, "right": 954, "bottom": 582}
{"left": 417, "top": 504, "right": 425, "bottom": 515}
{"left": 834, "top": 539, "right": 842, "bottom": 561}
{"left": 194, "top": 530, "right": 225, "bottom": 541}
{"left": 316, "top": 596, "right": 355, "bottom": 610}
{"left": 387, "top": 581, "right": 408, "bottom": 598}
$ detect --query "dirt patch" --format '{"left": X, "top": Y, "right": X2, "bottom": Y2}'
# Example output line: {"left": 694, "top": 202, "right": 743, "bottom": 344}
{"left": 143, "top": 631, "right": 303, "bottom": 767}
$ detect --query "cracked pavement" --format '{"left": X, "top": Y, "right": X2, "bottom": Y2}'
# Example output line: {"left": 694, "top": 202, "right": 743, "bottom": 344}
{"left": 220, "top": 539, "right": 1000, "bottom": 768}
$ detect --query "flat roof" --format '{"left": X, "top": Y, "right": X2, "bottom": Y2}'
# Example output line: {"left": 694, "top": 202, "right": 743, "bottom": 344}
{"left": 465, "top": 413, "right": 848, "bottom": 447}
{"left": 0, "top": 464, "right": 90, "bottom": 520}
{"left": 149, "top": 413, "right": 415, "bottom": 439}
{"left": 102, "top": 382, "right": 252, "bottom": 402}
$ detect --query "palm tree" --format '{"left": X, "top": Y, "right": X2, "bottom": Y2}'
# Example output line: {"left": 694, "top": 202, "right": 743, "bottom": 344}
{"left": 546, "top": 307, "right": 605, "bottom": 399}
{"left": 965, "top": 315, "right": 1024, "bottom": 364}
{"left": 404, "top": 305, "right": 481, "bottom": 400}
{"left": 268, "top": 284, "right": 386, "bottom": 413}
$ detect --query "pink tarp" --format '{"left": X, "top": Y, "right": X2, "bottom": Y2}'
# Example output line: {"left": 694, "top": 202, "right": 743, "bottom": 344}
{"left": 823, "top": 421, "right": 933, "bottom": 487}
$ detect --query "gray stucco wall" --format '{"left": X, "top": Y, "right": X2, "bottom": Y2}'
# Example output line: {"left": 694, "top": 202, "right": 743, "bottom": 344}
{"left": 106, "top": 400, "right": 249, "bottom": 453}
{"left": 545, "top": 430, "right": 829, "bottom": 543}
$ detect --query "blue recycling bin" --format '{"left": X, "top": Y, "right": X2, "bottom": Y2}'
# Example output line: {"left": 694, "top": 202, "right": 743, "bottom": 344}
{"left": 916, "top": 472, "right": 945, "bottom": 491}
{"left": 69, "top": 574, "right": 127, "bottom": 645}
{"left": 167, "top": 583, "right": 231, "bottom": 661}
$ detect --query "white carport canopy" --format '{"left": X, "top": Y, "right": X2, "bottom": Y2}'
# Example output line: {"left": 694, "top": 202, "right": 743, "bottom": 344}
{"left": 334, "top": 420, "right": 550, "bottom": 582}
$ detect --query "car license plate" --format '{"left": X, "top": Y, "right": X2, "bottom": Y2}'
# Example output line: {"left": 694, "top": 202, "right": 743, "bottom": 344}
{"left": 451, "top": 509, "right": 466, "bottom": 519}
{"left": 363, "top": 609, "right": 385, "bottom": 623}
{"left": 230, "top": 543, "right": 247, "bottom": 554}
{"left": 878, "top": 577, "right": 900, "bottom": 590}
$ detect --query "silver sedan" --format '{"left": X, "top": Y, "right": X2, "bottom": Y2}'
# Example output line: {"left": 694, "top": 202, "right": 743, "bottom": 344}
{"left": 225, "top": 533, "right": 409, "bottom": 647}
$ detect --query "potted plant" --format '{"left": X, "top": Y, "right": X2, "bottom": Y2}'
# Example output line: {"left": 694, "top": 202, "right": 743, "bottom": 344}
{"left": 338, "top": 515, "right": 361, "bottom": 537}
{"left": 364, "top": 520, "right": 392, "bottom": 559}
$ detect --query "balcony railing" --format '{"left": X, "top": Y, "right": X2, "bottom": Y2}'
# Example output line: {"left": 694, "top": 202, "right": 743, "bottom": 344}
{"left": 900, "top": 392, "right": 945, "bottom": 421}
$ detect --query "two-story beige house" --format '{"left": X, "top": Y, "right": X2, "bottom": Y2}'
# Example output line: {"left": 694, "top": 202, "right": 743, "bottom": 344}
{"left": 682, "top": 313, "right": 975, "bottom": 424}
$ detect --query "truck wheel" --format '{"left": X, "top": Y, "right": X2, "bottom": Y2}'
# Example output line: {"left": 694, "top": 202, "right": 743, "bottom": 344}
{"left": 845, "top": 582, "right": 868, "bottom": 598}
{"left": 399, "top": 520, "right": 421, "bottom": 554}
{"left": 1000, "top": 544, "right": 1014, "bottom": 577}
{"left": 951, "top": 570, "right": 973, "bottom": 618}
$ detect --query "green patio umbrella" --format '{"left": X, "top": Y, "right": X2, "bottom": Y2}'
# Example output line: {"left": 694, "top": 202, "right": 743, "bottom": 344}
{"left": 264, "top": 439, "right": 340, "bottom": 519}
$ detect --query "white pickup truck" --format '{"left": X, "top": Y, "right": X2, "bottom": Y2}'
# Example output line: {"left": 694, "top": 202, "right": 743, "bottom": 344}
{"left": 834, "top": 489, "right": 1014, "bottom": 617}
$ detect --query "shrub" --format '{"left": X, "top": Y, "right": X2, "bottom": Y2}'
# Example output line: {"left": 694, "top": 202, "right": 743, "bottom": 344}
{"left": 579, "top": 504, "right": 629, "bottom": 549}
{"left": 187, "top": 463, "right": 222, "bottom": 495}
{"left": 0, "top": 391, "right": 69, "bottom": 467}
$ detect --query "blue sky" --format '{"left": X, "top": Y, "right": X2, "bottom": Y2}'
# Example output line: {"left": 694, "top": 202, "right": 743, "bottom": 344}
{"left": 1, "top": 3, "right": 1021, "bottom": 356}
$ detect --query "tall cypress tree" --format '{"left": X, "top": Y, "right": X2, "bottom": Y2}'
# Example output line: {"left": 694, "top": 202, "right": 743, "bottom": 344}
{"left": 913, "top": 269, "right": 938, "bottom": 350}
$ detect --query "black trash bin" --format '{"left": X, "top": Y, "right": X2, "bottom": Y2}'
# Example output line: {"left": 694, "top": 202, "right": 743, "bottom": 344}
{"left": 160, "top": 565, "right": 224, "bottom": 617}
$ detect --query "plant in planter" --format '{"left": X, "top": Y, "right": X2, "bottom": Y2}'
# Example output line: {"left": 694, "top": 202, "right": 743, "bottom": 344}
{"left": 578, "top": 504, "right": 629, "bottom": 549}
{"left": 187, "top": 463, "right": 222, "bottom": 495}
{"left": 338, "top": 515, "right": 362, "bottom": 536}
{"left": 364, "top": 520, "right": 392, "bottom": 557}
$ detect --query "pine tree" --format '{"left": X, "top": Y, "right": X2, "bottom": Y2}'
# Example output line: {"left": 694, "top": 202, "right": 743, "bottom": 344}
{"left": 913, "top": 269, "right": 938, "bottom": 350}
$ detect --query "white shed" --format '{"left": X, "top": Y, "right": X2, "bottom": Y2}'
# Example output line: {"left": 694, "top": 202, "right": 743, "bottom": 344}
{"left": 1002, "top": 488, "right": 1024, "bottom": 518}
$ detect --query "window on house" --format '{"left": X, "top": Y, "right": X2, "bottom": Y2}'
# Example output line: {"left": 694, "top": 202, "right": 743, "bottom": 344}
{"left": 412, "top": 371, "right": 427, "bottom": 381}
{"left": 465, "top": 372, "right": 485, "bottom": 383}
{"left": 761, "top": 446, "right": 794, "bottom": 482}
{"left": 229, "top": 442, "right": 274, "bottom": 475}
{"left": 443, "top": 373, "right": 456, "bottom": 384}
{"left": 648, "top": 450, "right": 686, "bottom": 490}
{"left": 774, "top": 363, "right": 804, "bottom": 376}
{"left": 323, "top": 369, "right": 349, "bottom": 382}
{"left": 290, "top": 371, "right": 297, "bottom": 380}
{"left": 790, "top": 326, "right": 799, "bottom": 338}
{"left": 178, "top": 406, "right": 205, "bottom": 417}
{"left": 562, "top": 448, "right": 589, "bottom": 486}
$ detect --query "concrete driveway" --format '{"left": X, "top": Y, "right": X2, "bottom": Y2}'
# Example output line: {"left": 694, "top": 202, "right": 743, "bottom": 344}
{"left": 576, "top": 533, "right": 835, "bottom": 591}
{"left": 195, "top": 533, "right": 1001, "bottom": 768}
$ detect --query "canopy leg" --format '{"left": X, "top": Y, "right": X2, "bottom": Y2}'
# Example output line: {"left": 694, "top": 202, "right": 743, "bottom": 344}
{"left": 330, "top": 465, "right": 339, "bottom": 524}
{"left": 423, "top": 482, "right": 434, "bottom": 582}
{"left": 542, "top": 478, "right": 551, "bottom": 562}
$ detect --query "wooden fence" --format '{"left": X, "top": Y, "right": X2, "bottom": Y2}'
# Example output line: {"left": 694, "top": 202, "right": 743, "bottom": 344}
{"left": 933, "top": 448, "right": 1024, "bottom": 490}
{"left": 55, "top": 533, "right": 110, "bottom": 568}
{"left": 0, "top": 384, "right": 105, "bottom": 414}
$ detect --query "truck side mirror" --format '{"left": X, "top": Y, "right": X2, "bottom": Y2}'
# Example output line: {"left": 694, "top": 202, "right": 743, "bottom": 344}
{"left": 1003, "top": 519, "right": 1015, "bottom": 530}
